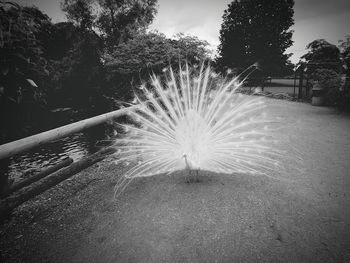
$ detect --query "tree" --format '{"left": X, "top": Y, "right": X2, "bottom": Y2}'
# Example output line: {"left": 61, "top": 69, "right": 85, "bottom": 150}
{"left": 60, "top": 0, "right": 159, "bottom": 107}
{"left": 339, "top": 35, "right": 350, "bottom": 76}
{"left": 169, "top": 33, "right": 210, "bottom": 66}
{"left": 102, "top": 31, "right": 211, "bottom": 100}
{"left": 61, "top": 0, "right": 158, "bottom": 51}
{"left": 61, "top": 0, "right": 95, "bottom": 31}
{"left": 312, "top": 68, "right": 342, "bottom": 106}
{"left": 338, "top": 35, "right": 350, "bottom": 111}
{"left": 302, "top": 39, "right": 343, "bottom": 74}
{"left": 41, "top": 22, "right": 78, "bottom": 61}
{"left": 301, "top": 39, "right": 348, "bottom": 109}
{"left": 104, "top": 32, "right": 210, "bottom": 74}
{"left": 44, "top": 21, "right": 107, "bottom": 115}
{"left": 0, "top": 2, "right": 51, "bottom": 142}
{"left": 216, "top": 0, "right": 294, "bottom": 76}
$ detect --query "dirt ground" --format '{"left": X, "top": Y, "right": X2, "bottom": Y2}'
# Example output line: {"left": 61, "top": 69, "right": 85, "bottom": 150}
{"left": 1, "top": 98, "right": 350, "bottom": 263}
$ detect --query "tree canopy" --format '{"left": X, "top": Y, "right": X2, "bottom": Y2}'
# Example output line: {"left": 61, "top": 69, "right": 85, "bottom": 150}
{"left": 216, "top": 0, "right": 294, "bottom": 76}
{"left": 104, "top": 32, "right": 210, "bottom": 74}
{"left": 61, "top": 0, "right": 95, "bottom": 30}
{"left": 338, "top": 35, "right": 350, "bottom": 76}
{"left": 62, "top": 0, "right": 158, "bottom": 51}
{"left": 102, "top": 31, "right": 211, "bottom": 99}
{"left": 301, "top": 39, "right": 343, "bottom": 74}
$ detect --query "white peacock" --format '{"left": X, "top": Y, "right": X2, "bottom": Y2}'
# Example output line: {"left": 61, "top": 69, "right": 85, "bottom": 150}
{"left": 113, "top": 63, "right": 286, "bottom": 196}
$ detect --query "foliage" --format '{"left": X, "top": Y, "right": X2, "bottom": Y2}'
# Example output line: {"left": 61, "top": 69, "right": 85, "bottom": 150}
{"left": 0, "top": 2, "right": 51, "bottom": 142}
{"left": 338, "top": 36, "right": 350, "bottom": 111}
{"left": 104, "top": 32, "right": 210, "bottom": 73}
{"left": 216, "top": 0, "right": 294, "bottom": 77}
{"left": 169, "top": 33, "right": 210, "bottom": 66}
{"left": 104, "top": 32, "right": 170, "bottom": 75}
{"left": 0, "top": 2, "right": 51, "bottom": 88}
{"left": 339, "top": 35, "right": 350, "bottom": 76}
{"left": 61, "top": 0, "right": 95, "bottom": 30}
{"left": 62, "top": 0, "right": 158, "bottom": 51}
{"left": 312, "top": 69, "right": 342, "bottom": 106}
{"left": 302, "top": 39, "right": 343, "bottom": 74}
{"left": 41, "top": 22, "right": 78, "bottom": 60}
{"left": 103, "top": 31, "right": 211, "bottom": 99}
{"left": 47, "top": 22, "right": 105, "bottom": 109}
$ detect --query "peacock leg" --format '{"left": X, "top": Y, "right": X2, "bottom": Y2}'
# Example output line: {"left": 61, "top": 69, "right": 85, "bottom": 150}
{"left": 186, "top": 169, "right": 192, "bottom": 183}
{"left": 195, "top": 170, "right": 200, "bottom": 182}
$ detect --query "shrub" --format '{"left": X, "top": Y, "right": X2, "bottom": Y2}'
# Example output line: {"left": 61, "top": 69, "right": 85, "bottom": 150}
{"left": 338, "top": 81, "right": 350, "bottom": 112}
{"left": 312, "top": 69, "right": 342, "bottom": 106}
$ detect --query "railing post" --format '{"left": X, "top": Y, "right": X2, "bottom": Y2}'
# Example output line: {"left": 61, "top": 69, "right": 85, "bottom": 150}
{"left": 298, "top": 63, "right": 305, "bottom": 99}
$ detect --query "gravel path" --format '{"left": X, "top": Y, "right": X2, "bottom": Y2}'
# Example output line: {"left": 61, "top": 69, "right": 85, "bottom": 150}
{"left": 1, "top": 98, "right": 350, "bottom": 263}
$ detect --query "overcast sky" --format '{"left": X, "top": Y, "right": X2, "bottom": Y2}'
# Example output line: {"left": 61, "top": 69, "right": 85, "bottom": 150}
{"left": 15, "top": 0, "right": 350, "bottom": 64}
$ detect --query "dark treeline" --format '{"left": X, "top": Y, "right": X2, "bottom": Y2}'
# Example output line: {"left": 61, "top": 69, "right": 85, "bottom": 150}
{"left": 0, "top": 0, "right": 211, "bottom": 144}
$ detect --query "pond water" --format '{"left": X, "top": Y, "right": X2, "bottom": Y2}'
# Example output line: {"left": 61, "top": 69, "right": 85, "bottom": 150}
{"left": 3, "top": 124, "right": 116, "bottom": 184}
